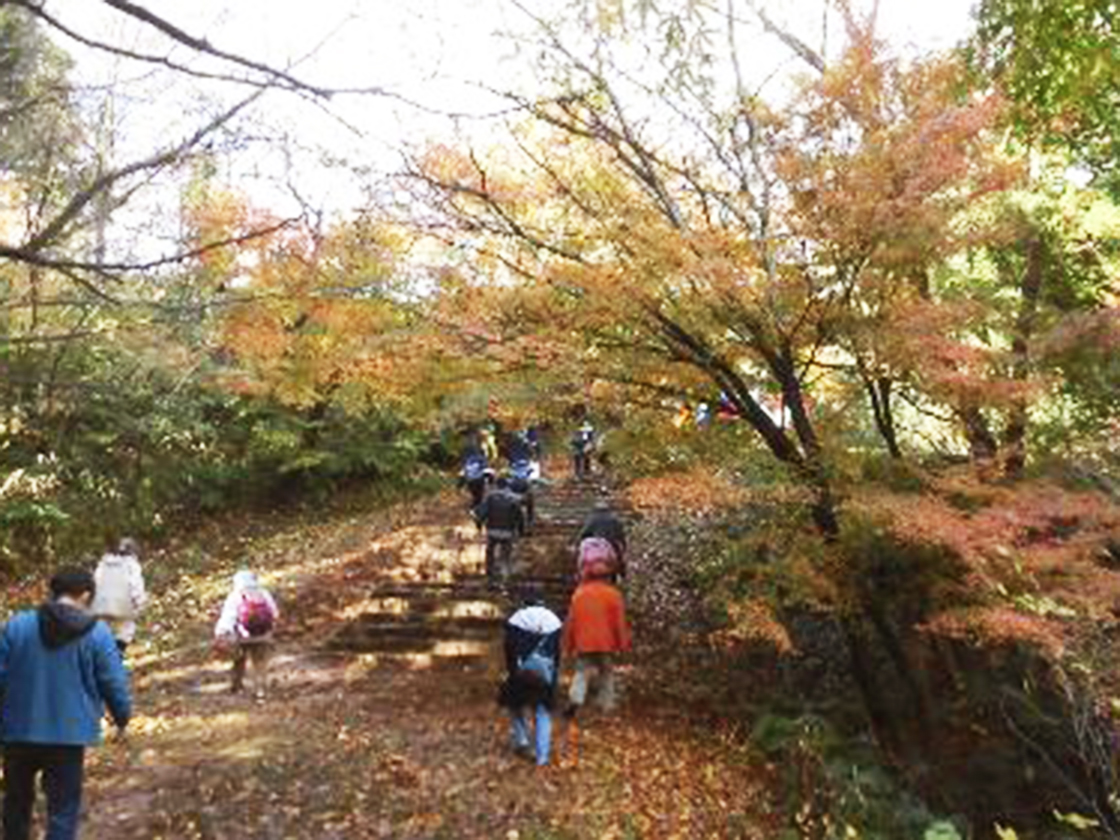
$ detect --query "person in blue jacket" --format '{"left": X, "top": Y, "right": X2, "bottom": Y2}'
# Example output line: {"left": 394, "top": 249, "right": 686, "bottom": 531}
{"left": 0, "top": 567, "right": 132, "bottom": 840}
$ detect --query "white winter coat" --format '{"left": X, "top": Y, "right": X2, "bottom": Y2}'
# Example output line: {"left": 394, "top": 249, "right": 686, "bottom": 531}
{"left": 214, "top": 570, "right": 279, "bottom": 641}
{"left": 91, "top": 552, "right": 147, "bottom": 643}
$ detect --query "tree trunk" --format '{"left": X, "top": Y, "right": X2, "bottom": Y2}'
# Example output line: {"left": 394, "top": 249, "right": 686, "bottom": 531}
{"left": 959, "top": 405, "right": 998, "bottom": 461}
{"left": 840, "top": 616, "right": 900, "bottom": 756}
{"left": 1003, "top": 233, "right": 1044, "bottom": 479}
{"left": 864, "top": 372, "right": 902, "bottom": 459}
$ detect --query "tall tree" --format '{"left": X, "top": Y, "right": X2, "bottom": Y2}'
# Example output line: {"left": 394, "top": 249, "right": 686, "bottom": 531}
{"left": 409, "top": 15, "right": 1010, "bottom": 536}
{"left": 973, "top": 0, "right": 1120, "bottom": 196}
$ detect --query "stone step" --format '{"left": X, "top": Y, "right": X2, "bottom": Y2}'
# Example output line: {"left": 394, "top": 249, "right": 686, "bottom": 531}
{"left": 342, "top": 615, "right": 503, "bottom": 637}
{"left": 327, "top": 632, "right": 495, "bottom": 657}
{"left": 324, "top": 479, "right": 625, "bottom": 658}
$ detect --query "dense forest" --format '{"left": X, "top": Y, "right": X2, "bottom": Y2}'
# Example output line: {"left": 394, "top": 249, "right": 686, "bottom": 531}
{"left": 1, "top": 0, "right": 1118, "bottom": 837}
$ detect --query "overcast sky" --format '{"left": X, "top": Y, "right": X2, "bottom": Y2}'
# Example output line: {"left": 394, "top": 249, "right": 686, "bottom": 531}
{"left": 46, "top": 0, "right": 981, "bottom": 224}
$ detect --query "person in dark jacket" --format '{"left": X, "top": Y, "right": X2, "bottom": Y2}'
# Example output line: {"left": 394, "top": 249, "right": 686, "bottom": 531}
{"left": 570, "top": 422, "right": 595, "bottom": 480}
{"left": 474, "top": 477, "right": 526, "bottom": 584}
{"left": 0, "top": 567, "right": 132, "bottom": 840}
{"left": 578, "top": 500, "right": 628, "bottom": 577}
{"left": 459, "top": 443, "right": 492, "bottom": 509}
{"left": 508, "top": 457, "right": 537, "bottom": 532}
{"left": 498, "top": 585, "right": 562, "bottom": 766}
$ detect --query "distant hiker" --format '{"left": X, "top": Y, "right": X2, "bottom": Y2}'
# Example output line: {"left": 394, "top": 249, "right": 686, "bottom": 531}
{"left": 578, "top": 500, "right": 628, "bottom": 578}
{"left": 563, "top": 563, "right": 631, "bottom": 723}
{"left": 695, "top": 401, "right": 712, "bottom": 429}
{"left": 479, "top": 423, "right": 499, "bottom": 463}
{"left": 214, "top": 570, "right": 279, "bottom": 698}
{"left": 508, "top": 455, "right": 537, "bottom": 532}
{"left": 460, "top": 444, "right": 493, "bottom": 509}
{"left": 92, "top": 536, "right": 148, "bottom": 654}
{"left": 716, "top": 390, "right": 740, "bottom": 423}
{"left": 0, "top": 567, "right": 132, "bottom": 840}
{"left": 672, "top": 402, "right": 692, "bottom": 429}
{"left": 525, "top": 425, "right": 543, "bottom": 462}
{"left": 506, "top": 428, "right": 534, "bottom": 466}
{"left": 570, "top": 422, "right": 595, "bottom": 480}
{"left": 473, "top": 477, "right": 526, "bottom": 585}
{"left": 498, "top": 585, "right": 562, "bottom": 766}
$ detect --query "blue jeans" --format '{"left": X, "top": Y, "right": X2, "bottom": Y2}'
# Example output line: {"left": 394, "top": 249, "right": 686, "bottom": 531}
{"left": 3, "top": 743, "right": 85, "bottom": 840}
{"left": 510, "top": 703, "right": 552, "bottom": 765}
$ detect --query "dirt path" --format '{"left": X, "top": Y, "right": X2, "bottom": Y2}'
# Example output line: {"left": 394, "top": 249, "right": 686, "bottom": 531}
{"left": 79, "top": 475, "right": 780, "bottom": 839}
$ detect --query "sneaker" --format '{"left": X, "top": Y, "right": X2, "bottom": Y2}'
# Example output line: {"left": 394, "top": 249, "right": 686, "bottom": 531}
{"left": 512, "top": 744, "right": 534, "bottom": 762}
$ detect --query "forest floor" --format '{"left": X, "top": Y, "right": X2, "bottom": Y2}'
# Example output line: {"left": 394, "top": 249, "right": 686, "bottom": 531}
{"left": 70, "top": 470, "right": 783, "bottom": 839}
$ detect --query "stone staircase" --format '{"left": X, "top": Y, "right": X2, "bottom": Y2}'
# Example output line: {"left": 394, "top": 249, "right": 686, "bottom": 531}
{"left": 325, "top": 468, "right": 630, "bottom": 669}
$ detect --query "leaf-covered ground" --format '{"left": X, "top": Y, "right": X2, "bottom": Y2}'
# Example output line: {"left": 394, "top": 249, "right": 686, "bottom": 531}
{"left": 71, "top": 484, "right": 781, "bottom": 839}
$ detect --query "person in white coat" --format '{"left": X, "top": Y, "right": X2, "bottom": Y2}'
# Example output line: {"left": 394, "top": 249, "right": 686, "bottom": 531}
{"left": 91, "top": 537, "right": 148, "bottom": 654}
{"left": 214, "top": 570, "right": 279, "bottom": 697}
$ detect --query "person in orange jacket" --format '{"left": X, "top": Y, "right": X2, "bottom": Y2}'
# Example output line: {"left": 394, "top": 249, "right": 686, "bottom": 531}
{"left": 562, "top": 561, "right": 631, "bottom": 717}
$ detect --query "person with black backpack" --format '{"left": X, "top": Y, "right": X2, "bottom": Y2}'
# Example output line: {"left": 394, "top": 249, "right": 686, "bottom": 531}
{"left": 474, "top": 477, "right": 526, "bottom": 586}
{"left": 578, "top": 499, "right": 628, "bottom": 579}
{"left": 213, "top": 570, "right": 279, "bottom": 698}
{"left": 498, "top": 585, "right": 562, "bottom": 767}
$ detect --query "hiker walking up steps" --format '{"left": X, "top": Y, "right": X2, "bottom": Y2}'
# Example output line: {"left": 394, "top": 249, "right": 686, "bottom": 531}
{"left": 569, "top": 421, "right": 595, "bottom": 481}
{"left": 578, "top": 499, "right": 628, "bottom": 580}
{"left": 474, "top": 476, "right": 526, "bottom": 586}
{"left": 562, "top": 560, "right": 631, "bottom": 763}
{"left": 498, "top": 585, "right": 562, "bottom": 767}
{"left": 214, "top": 570, "right": 279, "bottom": 699}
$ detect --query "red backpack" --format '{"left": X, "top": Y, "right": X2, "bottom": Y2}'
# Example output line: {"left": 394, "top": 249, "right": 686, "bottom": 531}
{"left": 237, "top": 591, "right": 275, "bottom": 637}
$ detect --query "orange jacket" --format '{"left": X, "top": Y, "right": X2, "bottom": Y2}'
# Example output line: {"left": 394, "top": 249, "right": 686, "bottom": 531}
{"left": 562, "top": 580, "right": 631, "bottom": 656}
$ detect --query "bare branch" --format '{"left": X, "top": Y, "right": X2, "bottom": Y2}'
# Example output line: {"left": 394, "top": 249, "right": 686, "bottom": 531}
{"left": 99, "top": 0, "right": 334, "bottom": 97}
{"left": 746, "top": 1, "right": 826, "bottom": 73}
{"left": 11, "top": 91, "right": 263, "bottom": 258}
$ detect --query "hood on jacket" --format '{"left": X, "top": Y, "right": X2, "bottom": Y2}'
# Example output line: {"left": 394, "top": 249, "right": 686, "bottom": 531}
{"left": 509, "top": 605, "right": 562, "bottom": 635}
{"left": 37, "top": 601, "right": 97, "bottom": 650}
{"left": 232, "top": 570, "right": 261, "bottom": 593}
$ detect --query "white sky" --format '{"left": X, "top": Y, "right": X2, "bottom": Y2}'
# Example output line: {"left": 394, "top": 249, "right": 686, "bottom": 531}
{"left": 45, "top": 0, "right": 981, "bottom": 228}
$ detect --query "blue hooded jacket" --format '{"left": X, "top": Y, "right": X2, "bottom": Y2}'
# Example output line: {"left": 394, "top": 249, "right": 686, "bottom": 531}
{"left": 0, "top": 602, "right": 132, "bottom": 745}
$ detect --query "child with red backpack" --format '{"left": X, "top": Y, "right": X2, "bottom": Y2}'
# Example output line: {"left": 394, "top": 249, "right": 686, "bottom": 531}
{"left": 214, "top": 570, "right": 279, "bottom": 698}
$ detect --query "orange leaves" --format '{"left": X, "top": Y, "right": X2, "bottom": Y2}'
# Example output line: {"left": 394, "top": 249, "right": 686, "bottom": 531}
{"left": 628, "top": 469, "right": 748, "bottom": 516}
{"left": 921, "top": 607, "right": 1066, "bottom": 657}
{"left": 852, "top": 469, "right": 1120, "bottom": 656}
{"left": 711, "top": 599, "right": 795, "bottom": 655}
{"left": 205, "top": 211, "right": 427, "bottom": 409}
{"left": 780, "top": 44, "right": 1014, "bottom": 279}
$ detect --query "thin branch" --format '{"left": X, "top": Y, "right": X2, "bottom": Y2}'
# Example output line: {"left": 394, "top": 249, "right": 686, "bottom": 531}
{"left": 746, "top": 1, "right": 826, "bottom": 73}
{"left": 0, "top": 215, "right": 297, "bottom": 276}
{"left": 99, "top": 0, "right": 333, "bottom": 97}
{"left": 9, "top": 0, "right": 288, "bottom": 91}
{"left": 19, "top": 90, "right": 264, "bottom": 254}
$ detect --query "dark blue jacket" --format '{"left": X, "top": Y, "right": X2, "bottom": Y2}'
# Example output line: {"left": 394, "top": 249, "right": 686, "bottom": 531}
{"left": 0, "top": 603, "right": 132, "bottom": 745}
{"left": 498, "top": 610, "right": 562, "bottom": 710}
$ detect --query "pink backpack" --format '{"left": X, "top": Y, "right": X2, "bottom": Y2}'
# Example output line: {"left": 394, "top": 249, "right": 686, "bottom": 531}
{"left": 578, "top": 537, "right": 617, "bottom": 580}
{"left": 237, "top": 591, "right": 275, "bottom": 637}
